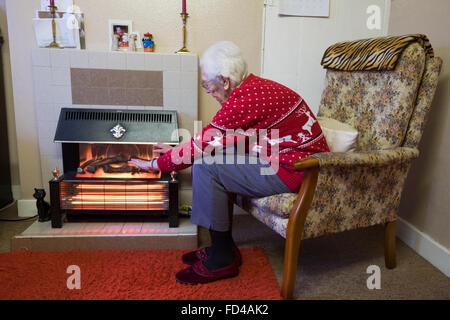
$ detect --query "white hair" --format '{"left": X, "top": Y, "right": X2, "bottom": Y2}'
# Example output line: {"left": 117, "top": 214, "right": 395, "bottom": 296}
{"left": 200, "top": 41, "right": 248, "bottom": 89}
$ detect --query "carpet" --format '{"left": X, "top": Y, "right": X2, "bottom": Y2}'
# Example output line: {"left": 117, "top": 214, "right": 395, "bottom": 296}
{"left": 0, "top": 247, "right": 282, "bottom": 300}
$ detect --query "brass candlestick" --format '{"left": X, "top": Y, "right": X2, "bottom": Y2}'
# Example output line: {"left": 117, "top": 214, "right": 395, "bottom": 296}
{"left": 176, "top": 13, "right": 190, "bottom": 53}
{"left": 46, "top": 5, "right": 64, "bottom": 49}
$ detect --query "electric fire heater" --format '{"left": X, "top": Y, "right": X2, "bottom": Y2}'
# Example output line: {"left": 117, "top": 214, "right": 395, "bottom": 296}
{"left": 49, "top": 108, "right": 180, "bottom": 228}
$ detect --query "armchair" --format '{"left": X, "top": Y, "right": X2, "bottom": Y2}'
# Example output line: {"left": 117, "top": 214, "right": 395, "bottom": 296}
{"left": 238, "top": 40, "right": 443, "bottom": 299}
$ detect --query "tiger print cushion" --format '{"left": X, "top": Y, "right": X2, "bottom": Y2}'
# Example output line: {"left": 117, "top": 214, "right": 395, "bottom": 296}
{"left": 321, "top": 34, "right": 434, "bottom": 72}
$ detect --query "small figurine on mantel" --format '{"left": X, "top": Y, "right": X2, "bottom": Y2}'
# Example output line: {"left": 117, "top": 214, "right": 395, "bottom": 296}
{"left": 129, "top": 33, "right": 137, "bottom": 52}
{"left": 120, "top": 33, "right": 129, "bottom": 50}
{"left": 112, "top": 33, "right": 119, "bottom": 51}
{"left": 143, "top": 33, "right": 155, "bottom": 52}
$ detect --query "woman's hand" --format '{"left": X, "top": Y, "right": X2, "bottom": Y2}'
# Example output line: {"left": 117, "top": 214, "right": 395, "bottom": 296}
{"left": 128, "top": 158, "right": 158, "bottom": 171}
{"left": 153, "top": 142, "right": 174, "bottom": 154}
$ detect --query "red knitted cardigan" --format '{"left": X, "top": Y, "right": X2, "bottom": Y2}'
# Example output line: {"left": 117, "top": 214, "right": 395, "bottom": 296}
{"left": 157, "top": 74, "right": 329, "bottom": 193}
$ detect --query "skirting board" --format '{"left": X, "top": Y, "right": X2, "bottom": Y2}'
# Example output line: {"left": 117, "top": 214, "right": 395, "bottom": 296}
{"left": 396, "top": 217, "right": 450, "bottom": 277}
{"left": 12, "top": 185, "right": 21, "bottom": 200}
{"left": 18, "top": 200, "right": 37, "bottom": 218}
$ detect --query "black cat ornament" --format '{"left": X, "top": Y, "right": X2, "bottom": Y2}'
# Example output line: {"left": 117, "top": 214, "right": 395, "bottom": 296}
{"left": 33, "top": 188, "right": 51, "bottom": 222}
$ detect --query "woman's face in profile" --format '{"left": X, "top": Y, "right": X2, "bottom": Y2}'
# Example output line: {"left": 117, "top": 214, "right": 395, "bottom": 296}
{"left": 201, "top": 72, "right": 231, "bottom": 105}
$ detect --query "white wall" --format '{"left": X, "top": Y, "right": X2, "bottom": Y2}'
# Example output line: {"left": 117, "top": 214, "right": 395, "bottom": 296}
{"left": 261, "top": 0, "right": 390, "bottom": 113}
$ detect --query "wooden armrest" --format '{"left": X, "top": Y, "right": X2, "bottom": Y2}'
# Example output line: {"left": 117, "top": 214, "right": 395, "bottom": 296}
{"left": 293, "top": 157, "right": 319, "bottom": 171}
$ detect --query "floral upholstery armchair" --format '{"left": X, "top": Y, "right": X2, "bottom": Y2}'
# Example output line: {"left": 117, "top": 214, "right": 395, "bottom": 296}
{"left": 238, "top": 41, "right": 443, "bottom": 299}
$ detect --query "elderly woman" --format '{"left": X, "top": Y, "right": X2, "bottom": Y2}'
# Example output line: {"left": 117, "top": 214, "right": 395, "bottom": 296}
{"left": 129, "top": 41, "right": 329, "bottom": 285}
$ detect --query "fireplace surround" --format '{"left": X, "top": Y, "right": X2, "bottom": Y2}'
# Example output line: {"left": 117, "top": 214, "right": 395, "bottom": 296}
{"left": 29, "top": 49, "right": 198, "bottom": 221}
{"left": 49, "top": 108, "right": 180, "bottom": 228}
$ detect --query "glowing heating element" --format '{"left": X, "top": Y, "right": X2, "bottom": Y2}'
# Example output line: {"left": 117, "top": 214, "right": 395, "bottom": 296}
{"left": 60, "top": 181, "right": 169, "bottom": 211}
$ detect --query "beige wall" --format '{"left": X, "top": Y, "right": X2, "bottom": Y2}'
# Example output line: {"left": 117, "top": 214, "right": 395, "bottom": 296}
{"left": 4, "top": 0, "right": 263, "bottom": 200}
{"left": 0, "top": 0, "right": 20, "bottom": 192}
{"left": 390, "top": 0, "right": 450, "bottom": 249}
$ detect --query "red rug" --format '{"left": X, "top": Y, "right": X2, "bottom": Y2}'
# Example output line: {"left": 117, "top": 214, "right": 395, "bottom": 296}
{"left": 0, "top": 247, "right": 282, "bottom": 300}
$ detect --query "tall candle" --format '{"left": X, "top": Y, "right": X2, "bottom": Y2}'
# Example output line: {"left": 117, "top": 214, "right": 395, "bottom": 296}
{"left": 50, "top": 0, "right": 55, "bottom": 7}
{"left": 182, "top": 0, "right": 186, "bottom": 13}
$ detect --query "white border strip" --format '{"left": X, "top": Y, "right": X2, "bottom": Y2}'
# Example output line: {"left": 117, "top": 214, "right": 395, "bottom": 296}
{"left": 12, "top": 185, "right": 21, "bottom": 200}
{"left": 397, "top": 217, "right": 450, "bottom": 277}
{"left": 17, "top": 199, "right": 37, "bottom": 218}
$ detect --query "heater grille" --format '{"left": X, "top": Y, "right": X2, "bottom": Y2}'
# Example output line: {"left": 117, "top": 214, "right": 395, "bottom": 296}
{"left": 64, "top": 111, "right": 173, "bottom": 123}
{"left": 54, "top": 108, "right": 179, "bottom": 144}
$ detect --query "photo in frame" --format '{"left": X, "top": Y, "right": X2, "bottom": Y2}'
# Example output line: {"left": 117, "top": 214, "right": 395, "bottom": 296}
{"left": 109, "top": 19, "right": 133, "bottom": 51}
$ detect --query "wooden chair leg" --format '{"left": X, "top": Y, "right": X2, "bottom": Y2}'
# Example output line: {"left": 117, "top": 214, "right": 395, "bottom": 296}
{"left": 281, "top": 231, "right": 303, "bottom": 299}
{"left": 281, "top": 164, "right": 319, "bottom": 299}
{"left": 385, "top": 220, "right": 397, "bottom": 269}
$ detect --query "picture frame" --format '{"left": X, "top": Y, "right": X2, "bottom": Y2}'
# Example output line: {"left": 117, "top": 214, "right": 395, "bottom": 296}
{"left": 108, "top": 19, "right": 133, "bottom": 51}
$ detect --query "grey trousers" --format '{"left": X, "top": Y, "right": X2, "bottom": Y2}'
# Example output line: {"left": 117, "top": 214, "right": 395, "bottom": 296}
{"left": 191, "top": 153, "right": 291, "bottom": 232}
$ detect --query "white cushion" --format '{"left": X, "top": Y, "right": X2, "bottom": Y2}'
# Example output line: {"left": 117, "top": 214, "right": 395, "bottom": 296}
{"left": 317, "top": 117, "right": 358, "bottom": 153}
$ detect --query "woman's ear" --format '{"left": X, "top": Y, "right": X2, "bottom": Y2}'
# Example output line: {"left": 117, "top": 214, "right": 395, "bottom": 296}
{"left": 222, "top": 77, "right": 231, "bottom": 91}
{"left": 217, "top": 75, "right": 230, "bottom": 91}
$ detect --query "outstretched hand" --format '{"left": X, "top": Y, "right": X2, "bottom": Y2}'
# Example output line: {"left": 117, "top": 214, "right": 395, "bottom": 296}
{"left": 153, "top": 142, "right": 174, "bottom": 154}
{"left": 128, "top": 158, "right": 156, "bottom": 171}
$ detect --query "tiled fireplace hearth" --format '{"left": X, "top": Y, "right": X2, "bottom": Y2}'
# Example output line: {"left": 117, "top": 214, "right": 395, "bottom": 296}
{"left": 31, "top": 49, "right": 198, "bottom": 203}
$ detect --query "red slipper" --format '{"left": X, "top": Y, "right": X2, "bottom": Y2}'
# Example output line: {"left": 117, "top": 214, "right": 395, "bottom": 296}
{"left": 181, "top": 247, "right": 243, "bottom": 266}
{"left": 176, "top": 260, "right": 240, "bottom": 285}
{"left": 181, "top": 247, "right": 209, "bottom": 265}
